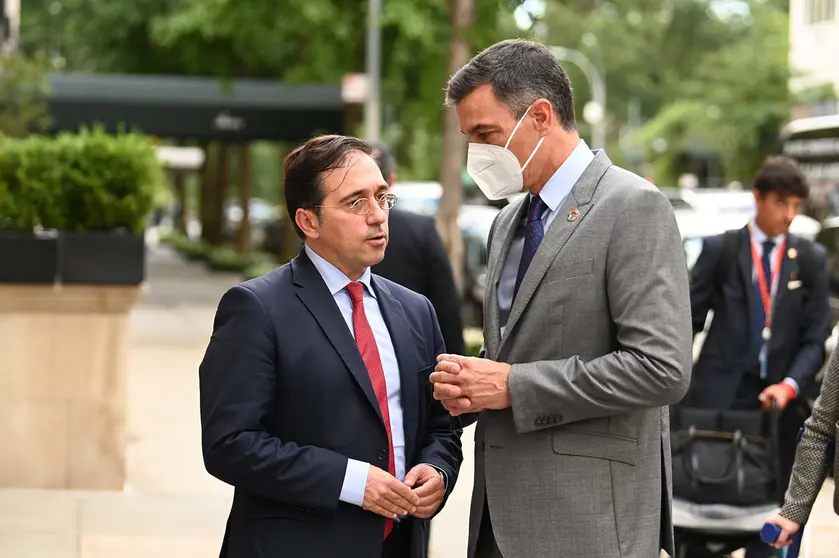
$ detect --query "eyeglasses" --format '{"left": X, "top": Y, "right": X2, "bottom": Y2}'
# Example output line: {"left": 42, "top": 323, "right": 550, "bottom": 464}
{"left": 315, "top": 193, "right": 398, "bottom": 215}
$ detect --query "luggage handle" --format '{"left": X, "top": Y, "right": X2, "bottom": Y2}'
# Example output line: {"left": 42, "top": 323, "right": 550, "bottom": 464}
{"left": 682, "top": 426, "right": 745, "bottom": 486}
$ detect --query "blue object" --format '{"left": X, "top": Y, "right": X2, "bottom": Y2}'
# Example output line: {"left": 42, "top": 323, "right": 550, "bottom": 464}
{"left": 760, "top": 523, "right": 802, "bottom": 558}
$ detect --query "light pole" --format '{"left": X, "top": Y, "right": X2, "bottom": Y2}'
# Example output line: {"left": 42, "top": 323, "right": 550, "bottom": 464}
{"left": 364, "top": 0, "right": 382, "bottom": 144}
{"left": 549, "top": 45, "right": 606, "bottom": 149}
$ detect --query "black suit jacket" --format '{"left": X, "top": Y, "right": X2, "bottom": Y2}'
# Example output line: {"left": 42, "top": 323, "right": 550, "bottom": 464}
{"left": 373, "top": 208, "right": 465, "bottom": 355}
{"left": 689, "top": 226, "right": 831, "bottom": 408}
{"left": 199, "top": 249, "right": 462, "bottom": 558}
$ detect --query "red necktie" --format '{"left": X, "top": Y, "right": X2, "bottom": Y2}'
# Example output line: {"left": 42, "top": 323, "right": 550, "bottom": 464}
{"left": 345, "top": 282, "right": 396, "bottom": 539}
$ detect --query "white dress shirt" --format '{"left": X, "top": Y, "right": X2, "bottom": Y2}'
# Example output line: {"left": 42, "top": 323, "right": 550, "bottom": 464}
{"left": 748, "top": 219, "right": 800, "bottom": 395}
{"left": 498, "top": 140, "right": 595, "bottom": 334}
{"left": 304, "top": 245, "right": 405, "bottom": 507}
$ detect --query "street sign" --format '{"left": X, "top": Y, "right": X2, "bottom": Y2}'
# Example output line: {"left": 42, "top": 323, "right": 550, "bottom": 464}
{"left": 342, "top": 73, "right": 369, "bottom": 103}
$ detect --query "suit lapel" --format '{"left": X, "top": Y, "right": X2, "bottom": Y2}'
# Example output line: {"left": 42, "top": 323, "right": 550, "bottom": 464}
{"left": 772, "top": 234, "right": 798, "bottom": 318}
{"left": 499, "top": 151, "right": 612, "bottom": 353}
{"left": 372, "top": 277, "right": 419, "bottom": 462}
{"left": 737, "top": 226, "right": 755, "bottom": 324}
{"left": 484, "top": 196, "right": 528, "bottom": 358}
{"left": 291, "top": 251, "right": 383, "bottom": 425}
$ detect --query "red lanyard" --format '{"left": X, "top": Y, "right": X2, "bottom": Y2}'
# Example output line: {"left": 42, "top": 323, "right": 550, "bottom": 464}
{"left": 749, "top": 230, "right": 786, "bottom": 338}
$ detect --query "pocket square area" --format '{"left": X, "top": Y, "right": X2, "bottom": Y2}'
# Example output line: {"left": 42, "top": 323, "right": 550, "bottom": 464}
{"left": 788, "top": 280, "right": 802, "bottom": 290}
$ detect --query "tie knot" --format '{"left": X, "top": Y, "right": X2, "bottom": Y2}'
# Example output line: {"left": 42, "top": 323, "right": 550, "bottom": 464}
{"left": 527, "top": 195, "right": 548, "bottom": 223}
{"left": 345, "top": 282, "right": 364, "bottom": 304}
{"left": 763, "top": 239, "right": 776, "bottom": 252}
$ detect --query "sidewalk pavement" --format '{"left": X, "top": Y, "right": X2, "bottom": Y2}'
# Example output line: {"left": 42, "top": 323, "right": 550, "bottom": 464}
{"left": 1, "top": 245, "right": 835, "bottom": 557}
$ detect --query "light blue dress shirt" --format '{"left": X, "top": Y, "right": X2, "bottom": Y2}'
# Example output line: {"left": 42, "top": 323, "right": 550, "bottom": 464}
{"left": 498, "top": 140, "right": 595, "bottom": 333}
{"left": 304, "top": 245, "right": 405, "bottom": 507}
{"left": 747, "top": 219, "right": 800, "bottom": 395}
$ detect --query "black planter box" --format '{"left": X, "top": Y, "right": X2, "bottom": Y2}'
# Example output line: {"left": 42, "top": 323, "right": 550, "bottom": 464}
{"left": 60, "top": 231, "right": 146, "bottom": 285}
{"left": 0, "top": 229, "right": 58, "bottom": 284}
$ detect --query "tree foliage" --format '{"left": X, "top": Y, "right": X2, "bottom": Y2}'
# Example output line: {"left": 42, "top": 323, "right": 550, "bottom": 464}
{"left": 19, "top": 0, "right": 791, "bottom": 185}
{"left": 21, "top": 0, "right": 524, "bottom": 180}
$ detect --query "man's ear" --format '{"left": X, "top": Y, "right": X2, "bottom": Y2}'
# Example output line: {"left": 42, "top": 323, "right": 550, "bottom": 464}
{"left": 530, "top": 98, "right": 554, "bottom": 132}
{"left": 295, "top": 208, "right": 321, "bottom": 240}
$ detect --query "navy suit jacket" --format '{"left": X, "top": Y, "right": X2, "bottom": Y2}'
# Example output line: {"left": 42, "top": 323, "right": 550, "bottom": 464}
{"left": 199, "top": 249, "right": 462, "bottom": 558}
{"left": 689, "top": 226, "right": 831, "bottom": 408}
{"left": 372, "top": 208, "right": 465, "bottom": 356}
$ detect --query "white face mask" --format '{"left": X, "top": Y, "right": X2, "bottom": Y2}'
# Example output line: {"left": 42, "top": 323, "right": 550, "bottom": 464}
{"left": 466, "top": 105, "right": 545, "bottom": 201}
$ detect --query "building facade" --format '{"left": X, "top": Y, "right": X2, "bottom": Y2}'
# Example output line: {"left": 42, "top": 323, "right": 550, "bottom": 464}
{"left": 789, "top": 0, "right": 838, "bottom": 117}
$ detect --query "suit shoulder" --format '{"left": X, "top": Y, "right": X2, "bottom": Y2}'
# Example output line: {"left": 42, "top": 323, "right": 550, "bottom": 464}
{"left": 600, "top": 165, "right": 670, "bottom": 208}
{"left": 373, "top": 275, "right": 431, "bottom": 310}
{"left": 700, "top": 232, "right": 727, "bottom": 253}
{"left": 390, "top": 208, "right": 434, "bottom": 228}
{"left": 237, "top": 260, "right": 292, "bottom": 299}
{"left": 793, "top": 235, "right": 828, "bottom": 261}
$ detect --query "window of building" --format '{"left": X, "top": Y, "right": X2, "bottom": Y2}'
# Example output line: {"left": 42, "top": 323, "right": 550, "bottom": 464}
{"left": 806, "top": 0, "right": 836, "bottom": 24}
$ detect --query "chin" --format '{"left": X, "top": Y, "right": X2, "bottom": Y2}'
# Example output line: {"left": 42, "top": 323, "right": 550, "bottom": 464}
{"left": 365, "top": 247, "right": 386, "bottom": 267}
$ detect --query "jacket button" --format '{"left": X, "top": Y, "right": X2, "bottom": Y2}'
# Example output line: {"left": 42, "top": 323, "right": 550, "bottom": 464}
{"left": 377, "top": 449, "right": 387, "bottom": 461}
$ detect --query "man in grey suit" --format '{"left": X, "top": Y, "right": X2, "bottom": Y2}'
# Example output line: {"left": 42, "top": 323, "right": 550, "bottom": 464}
{"left": 430, "top": 39, "right": 694, "bottom": 557}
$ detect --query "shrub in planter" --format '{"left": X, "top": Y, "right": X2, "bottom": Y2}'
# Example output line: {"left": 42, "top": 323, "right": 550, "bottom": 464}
{"left": 0, "top": 127, "right": 162, "bottom": 285}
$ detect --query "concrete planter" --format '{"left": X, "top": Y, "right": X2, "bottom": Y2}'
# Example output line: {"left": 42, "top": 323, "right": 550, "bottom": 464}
{"left": 0, "top": 284, "right": 142, "bottom": 489}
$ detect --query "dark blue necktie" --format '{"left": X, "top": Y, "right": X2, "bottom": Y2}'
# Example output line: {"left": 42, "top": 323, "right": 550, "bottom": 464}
{"left": 514, "top": 195, "right": 548, "bottom": 298}
{"left": 749, "top": 238, "right": 776, "bottom": 367}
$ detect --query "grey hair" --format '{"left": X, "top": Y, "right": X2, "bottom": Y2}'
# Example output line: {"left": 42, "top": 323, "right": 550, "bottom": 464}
{"left": 445, "top": 39, "right": 577, "bottom": 131}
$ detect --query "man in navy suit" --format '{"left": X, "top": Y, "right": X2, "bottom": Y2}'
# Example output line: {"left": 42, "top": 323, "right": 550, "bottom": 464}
{"left": 689, "top": 155, "right": 831, "bottom": 557}
{"left": 199, "top": 135, "right": 462, "bottom": 558}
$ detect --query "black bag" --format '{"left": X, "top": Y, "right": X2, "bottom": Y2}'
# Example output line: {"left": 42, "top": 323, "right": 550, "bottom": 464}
{"left": 670, "top": 405, "right": 783, "bottom": 507}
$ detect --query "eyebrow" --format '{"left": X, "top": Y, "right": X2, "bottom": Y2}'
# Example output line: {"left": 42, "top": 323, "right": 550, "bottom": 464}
{"left": 338, "top": 184, "right": 388, "bottom": 204}
{"left": 464, "top": 123, "right": 496, "bottom": 136}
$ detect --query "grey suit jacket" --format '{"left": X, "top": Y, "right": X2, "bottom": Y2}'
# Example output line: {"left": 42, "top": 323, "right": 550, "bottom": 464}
{"left": 467, "top": 151, "right": 693, "bottom": 558}
{"left": 780, "top": 340, "right": 839, "bottom": 525}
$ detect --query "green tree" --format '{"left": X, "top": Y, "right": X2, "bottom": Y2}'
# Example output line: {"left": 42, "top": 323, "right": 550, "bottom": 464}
{"left": 0, "top": 51, "right": 52, "bottom": 138}
{"left": 635, "top": 1, "right": 790, "bottom": 183}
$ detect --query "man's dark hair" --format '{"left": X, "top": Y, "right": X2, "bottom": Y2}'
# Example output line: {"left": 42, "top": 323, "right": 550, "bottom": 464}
{"left": 283, "top": 135, "right": 372, "bottom": 238}
{"left": 445, "top": 38, "right": 576, "bottom": 130}
{"left": 370, "top": 143, "right": 395, "bottom": 182}
{"left": 753, "top": 155, "right": 809, "bottom": 199}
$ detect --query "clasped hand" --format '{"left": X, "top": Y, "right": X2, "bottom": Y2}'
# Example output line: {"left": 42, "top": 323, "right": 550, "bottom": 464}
{"left": 429, "top": 353, "right": 512, "bottom": 416}
{"left": 363, "top": 464, "right": 445, "bottom": 520}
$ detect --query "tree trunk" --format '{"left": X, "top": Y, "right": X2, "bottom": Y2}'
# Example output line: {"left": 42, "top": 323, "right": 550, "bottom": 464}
{"left": 172, "top": 140, "right": 188, "bottom": 235}
{"left": 173, "top": 169, "right": 188, "bottom": 234}
{"left": 237, "top": 143, "right": 253, "bottom": 254}
{"left": 437, "top": 0, "right": 474, "bottom": 293}
{"left": 203, "top": 143, "right": 229, "bottom": 246}
{"left": 199, "top": 141, "right": 215, "bottom": 243}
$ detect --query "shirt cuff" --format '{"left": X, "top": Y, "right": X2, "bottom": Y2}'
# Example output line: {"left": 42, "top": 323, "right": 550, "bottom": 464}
{"left": 422, "top": 462, "right": 448, "bottom": 491}
{"left": 782, "top": 377, "right": 799, "bottom": 397}
{"left": 338, "top": 459, "right": 369, "bottom": 507}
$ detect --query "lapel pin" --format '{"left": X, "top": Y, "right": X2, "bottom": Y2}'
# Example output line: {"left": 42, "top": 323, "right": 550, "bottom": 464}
{"left": 567, "top": 209, "right": 580, "bottom": 222}
{"left": 788, "top": 247, "right": 798, "bottom": 259}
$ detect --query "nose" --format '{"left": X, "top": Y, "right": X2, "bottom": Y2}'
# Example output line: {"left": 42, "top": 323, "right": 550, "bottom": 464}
{"left": 367, "top": 200, "right": 388, "bottom": 225}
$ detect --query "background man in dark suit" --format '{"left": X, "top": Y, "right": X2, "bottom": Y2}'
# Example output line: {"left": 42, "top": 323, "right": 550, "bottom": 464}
{"left": 370, "top": 143, "right": 465, "bottom": 356}
{"left": 199, "top": 135, "right": 462, "bottom": 558}
{"left": 689, "top": 155, "right": 831, "bottom": 557}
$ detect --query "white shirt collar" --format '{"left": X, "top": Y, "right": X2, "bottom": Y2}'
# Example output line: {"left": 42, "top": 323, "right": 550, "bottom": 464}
{"left": 304, "top": 244, "right": 376, "bottom": 299}
{"left": 536, "top": 139, "right": 595, "bottom": 213}
{"left": 749, "top": 217, "right": 785, "bottom": 247}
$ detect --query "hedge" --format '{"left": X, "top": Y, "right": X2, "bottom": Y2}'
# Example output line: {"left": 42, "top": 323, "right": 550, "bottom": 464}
{"left": 0, "top": 127, "right": 162, "bottom": 234}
